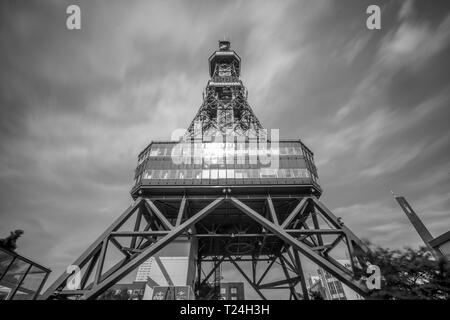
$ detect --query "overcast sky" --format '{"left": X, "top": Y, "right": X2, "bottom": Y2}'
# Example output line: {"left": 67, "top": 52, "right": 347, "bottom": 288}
{"left": 1, "top": 0, "right": 450, "bottom": 296}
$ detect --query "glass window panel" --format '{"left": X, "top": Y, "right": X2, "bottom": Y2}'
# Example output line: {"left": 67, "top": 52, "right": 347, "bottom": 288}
{"left": 211, "top": 155, "right": 219, "bottom": 165}
{"left": 285, "top": 169, "right": 294, "bottom": 178}
{"left": 161, "top": 170, "right": 169, "bottom": 179}
{"left": 218, "top": 169, "right": 226, "bottom": 179}
{"left": 0, "top": 286, "right": 12, "bottom": 300}
{"left": 165, "top": 144, "right": 174, "bottom": 156}
{"left": 12, "top": 266, "right": 46, "bottom": 300}
{"left": 210, "top": 168, "right": 218, "bottom": 179}
{"left": 194, "top": 170, "right": 202, "bottom": 179}
{"left": 0, "top": 251, "right": 14, "bottom": 279}
{"left": 152, "top": 170, "right": 161, "bottom": 179}
{"left": 2, "top": 258, "right": 30, "bottom": 296}
{"left": 177, "top": 170, "right": 185, "bottom": 179}
{"left": 168, "top": 170, "right": 176, "bottom": 179}
{"left": 260, "top": 168, "right": 277, "bottom": 178}
{"left": 295, "top": 158, "right": 307, "bottom": 168}
{"left": 203, "top": 154, "right": 211, "bottom": 168}
{"left": 150, "top": 146, "right": 162, "bottom": 156}
{"left": 280, "top": 158, "right": 290, "bottom": 168}
{"left": 185, "top": 170, "right": 193, "bottom": 179}
{"left": 235, "top": 170, "right": 243, "bottom": 179}
{"left": 143, "top": 170, "right": 152, "bottom": 179}
{"left": 249, "top": 169, "right": 259, "bottom": 179}
{"left": 280, "top": 146, "right": 289, "bottom": 155}
{"left": 193, "top": 155, "right": 202, "bottom": 166}
{"left": 226, "top": 169, "right": 235, "bottom": 179}
{"left": 302, "top": 169, "right": 311, "bottom": 178}
{"left": 292, "top": 169, "right": 301, "bottom": 178}
{"left": 202, "top": 169, "right": 210, "bottom": 179}
{"left": 160, "top": 146, "right": 167, "bottom": 156}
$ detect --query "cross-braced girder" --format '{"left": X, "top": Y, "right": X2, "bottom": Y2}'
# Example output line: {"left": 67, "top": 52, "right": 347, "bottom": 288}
{"left": 40, "top": 193, "right": 370, "bottom": 300}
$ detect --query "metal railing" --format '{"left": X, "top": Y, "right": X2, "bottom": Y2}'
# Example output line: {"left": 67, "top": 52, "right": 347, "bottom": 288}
{"left": 0, "top": 247, "right": 50, "bottom": 300}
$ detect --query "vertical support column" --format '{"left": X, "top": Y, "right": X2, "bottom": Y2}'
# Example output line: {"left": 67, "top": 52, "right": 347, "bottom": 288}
{"left": 267, "top": 195, "right": 279, "bottom": 225}
{"left": 196, "top": 258, "right": 202, "bottom": 293}
{"left": 80, "top": 245, "right": 101, "bottom": 289}
{"left": 293, "top": 249, "right": 310, "bottom": 300}
{"left": 176, "top": 196, "right": 187, "bottom": 227}
{"left": 278, "top": 255, "right": 300, "bottom": 300}
{"left": 94, "top": 238, "right": 108, "bottom": 286}
{"left": 311, "top": 206, "right": 324, "bottom": 246}
{"left": 228, "top": 256, "right": 266, "bottom": 300}
{"left": 130, "top": 206, "right": 143, "bottom": 249}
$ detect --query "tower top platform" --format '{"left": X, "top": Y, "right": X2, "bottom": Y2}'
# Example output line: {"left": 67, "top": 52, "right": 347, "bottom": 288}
{"left": 208, "top": 40, "right": 241, "bottom": 77}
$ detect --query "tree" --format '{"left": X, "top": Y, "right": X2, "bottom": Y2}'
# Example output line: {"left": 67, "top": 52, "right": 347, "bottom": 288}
{"left": 309, "top": 290, "right": 324, "bottom": 300}
{"left": 365, "top": 243, "right": 450, "bottom": 300}
{"left": 196, "top": 282, "right": 221, "bottom": 300}
{"left": 0, "top": 230, "right": 24, "bottom": 252}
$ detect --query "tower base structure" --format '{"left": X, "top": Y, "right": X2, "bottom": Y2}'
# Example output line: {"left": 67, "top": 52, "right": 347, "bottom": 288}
{"left": 40, "top": 187, "right": 371, "bottom": 300}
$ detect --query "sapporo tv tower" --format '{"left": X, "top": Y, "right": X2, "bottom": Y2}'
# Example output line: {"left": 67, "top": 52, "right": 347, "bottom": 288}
{"left": 41, "top": 41, "right": 371, "bottom": 300}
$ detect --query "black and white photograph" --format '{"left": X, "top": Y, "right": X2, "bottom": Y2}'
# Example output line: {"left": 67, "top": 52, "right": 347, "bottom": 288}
{"left": 0, "top": 0, "right": 449, "bottom": 309}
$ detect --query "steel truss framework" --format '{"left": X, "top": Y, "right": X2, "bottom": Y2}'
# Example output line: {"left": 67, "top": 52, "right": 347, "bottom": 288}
{"left": 186, "top": 85, "right": 263, "bottom": 138}
{"left": 186, "top": 44, "right": 263, "bottom": 138}
{"left": 40, "top": 193, "right": 370, "bottom": 300}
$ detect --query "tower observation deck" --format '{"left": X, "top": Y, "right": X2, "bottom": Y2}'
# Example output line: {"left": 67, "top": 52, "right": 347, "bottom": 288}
{"left": 41, "top": 41, "right": 371, "bottom": 300}
{"left": 131, "top": 40, "right": 321, "bottom": 198}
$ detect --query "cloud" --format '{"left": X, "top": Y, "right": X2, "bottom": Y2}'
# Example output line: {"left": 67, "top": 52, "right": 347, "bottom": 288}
{"left": 378, "top": 14, "right": 450, "bottom": 70}
{"left": 398, "top": 0, "right": 415, "bottom": 21}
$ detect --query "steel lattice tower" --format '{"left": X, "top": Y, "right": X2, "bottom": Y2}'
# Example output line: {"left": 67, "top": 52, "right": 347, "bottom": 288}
{"left": 41, "top": 41, "right": 371, "bottom": 300}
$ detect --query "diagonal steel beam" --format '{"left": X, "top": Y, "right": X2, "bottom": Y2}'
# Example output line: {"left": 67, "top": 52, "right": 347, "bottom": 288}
{"left": 257, "top": 257, "right": 277, "bottom": 286}
{"left": 258, "top": 275, "right": 303, "bottom": 289}
{"left": 281, "top": 198, "right": 309, "bottom": 229}
{"left": 266, "top": 195, "right": 279, "bottom": 225}
{"left": 278, "top": 255, "right": 300, "bottom": 300}
{"left": 176, "top": 196, "right": 187, "bottom": 227}
{"left": 109, "top": 237, "right": 130, "bottom": 258}
{"left": 200, "top": 256, "right": 226, "bottom": 287}
{"left": 228, "top": 256, "right": 266, "bottom": 300}
{"left": 40, "top": 198, "right": 144, "bottom": 300}
{"left": 145, "top": 199, "right": 174, "bottom": 230}
{"left": 312, "top": 198, "right": 369, "bottom": 253}
{"left": 93, "top": 239, "right": 108, "bottom": 287}
{"left": 82, "top": 196, "right": 225, "bottom": 299}
{"left": 155, "top": 257, "right": 174, "bottom": 286}
{"left": 80, "top": 245, "right": 101, "bottom": 289}
{"left": 229, "top": 196, "right": 369, "bottom": 297}
{"left": 292, "top": 249, "right": 309, "bottom": 300}
{"left": 130, "top": 208, "right": 143, "bottom": 249}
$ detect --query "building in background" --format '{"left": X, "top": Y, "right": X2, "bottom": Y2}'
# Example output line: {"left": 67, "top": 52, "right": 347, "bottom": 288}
{"left": 135, "top": 254, "right": 196, "bottom": 300}
{"left": 219, "top": 282, "right": 244, "bottom": 300}
{"left": 315, "top": 260, "right": 364, "bottom": 300}
{"left": 317, "top": 268, "right": 346, "bottom": 300}
{"left": 308, "top": 275, "right": 327, "bottom": 300}
{"left": 97, "top": 282, "right": 146, "bottom": 300}
{"left": 151, "top": 285, "right": 194, "bottom": 300}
